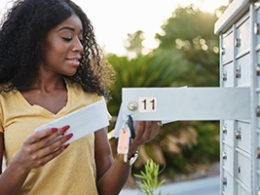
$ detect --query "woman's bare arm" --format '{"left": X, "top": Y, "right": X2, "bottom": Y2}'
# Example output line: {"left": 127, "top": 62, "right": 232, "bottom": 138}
{"left": 95, "top": 128, "right": 131, "bottom": 195}
{"left": 0, "top": 131, "right": 30, "bottom": 195}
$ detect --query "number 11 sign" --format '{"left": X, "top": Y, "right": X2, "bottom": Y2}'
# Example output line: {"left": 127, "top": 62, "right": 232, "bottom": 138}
{"left": 138, "top": 97, "right": 157, "bottom": 112}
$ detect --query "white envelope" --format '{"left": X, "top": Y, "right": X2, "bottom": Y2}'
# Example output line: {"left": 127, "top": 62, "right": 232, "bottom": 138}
{"left": 35, "top": 99, "right": 109, "bottom": 145}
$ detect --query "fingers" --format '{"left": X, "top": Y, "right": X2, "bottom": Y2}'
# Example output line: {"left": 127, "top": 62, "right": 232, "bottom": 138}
{"left": 17, "top": 125, "right": 73, "bottom": 170}
{"left": 25, "top": 125, "right": 70, "bottom": 151}
{"left": 31, "top": 145, "right": 66, "bottom": 168}
{"left": 135, "top": 121, "right": 145, "bottom": 140}
{"left": 32, "top": 133, "right": 73, "bottom": 160}
{"left": 25, "top": 128, "right": 55, "bottom": 144}
{"left": 133, "top": 121, "right": 161, "bottom": 146}
{"left": 150, "top": 121, "right": 160, "bottom": 138}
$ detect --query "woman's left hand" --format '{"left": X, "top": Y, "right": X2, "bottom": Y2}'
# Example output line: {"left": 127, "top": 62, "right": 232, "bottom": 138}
{"left": 129, "top": 121, "right": 161, "bottom": 155}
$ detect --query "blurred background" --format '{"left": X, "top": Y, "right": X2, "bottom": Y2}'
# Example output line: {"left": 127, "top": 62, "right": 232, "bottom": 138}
{"left": 0, "top": 0, "right": 232, "bottom": 190}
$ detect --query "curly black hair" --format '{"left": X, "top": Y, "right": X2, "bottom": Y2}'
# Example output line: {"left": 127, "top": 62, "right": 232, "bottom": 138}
{"left": 0, "top": 0, "right": 113, "bottom": 96}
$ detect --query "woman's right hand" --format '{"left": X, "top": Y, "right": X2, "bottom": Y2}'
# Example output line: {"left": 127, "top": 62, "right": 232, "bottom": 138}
{"left": 12, "top": 125, "right": 73, "bottom": 172}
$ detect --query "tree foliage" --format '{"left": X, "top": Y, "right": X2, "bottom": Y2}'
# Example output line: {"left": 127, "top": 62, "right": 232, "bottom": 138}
{"left": 155, "top": 6, "right": 219, "bottom": 87}
{"left": 124, "top": 30, "right": 145, "bottom": 56}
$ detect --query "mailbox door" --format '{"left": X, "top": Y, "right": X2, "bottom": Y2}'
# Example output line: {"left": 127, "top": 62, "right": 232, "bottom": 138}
{"left": 235, "top": 13, "right": 250, "bottom": 57}
{"left": 223, "top": 29, "right": 234, "bottom": 64}
{"left": 223, "top": 144, "right": 234, "bottom": 173}
{"left": 236, "top": 121, "right": 251, "bottom": 154}
{"left": 222, "top": 170, "right": 234, "bottom": 195}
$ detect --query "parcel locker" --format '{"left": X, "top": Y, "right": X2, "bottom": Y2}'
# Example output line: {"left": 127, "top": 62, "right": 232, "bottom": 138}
{"left": 215, "top": 0, "right": 259, "bottom": 194}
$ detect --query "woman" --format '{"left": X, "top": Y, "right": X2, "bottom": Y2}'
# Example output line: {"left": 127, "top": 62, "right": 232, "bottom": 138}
{"left": 0, "top": 0, "right": 160, "bottom": 194}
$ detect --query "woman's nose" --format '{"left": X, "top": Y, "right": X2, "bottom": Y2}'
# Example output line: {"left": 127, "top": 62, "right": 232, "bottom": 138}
{"left": 72, "top": 37, "right": 83, "bottom": 53}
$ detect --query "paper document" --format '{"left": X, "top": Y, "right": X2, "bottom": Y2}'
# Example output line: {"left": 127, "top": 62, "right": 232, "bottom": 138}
{"left": 35, "top": 99, "right": 109, "bottom": 145}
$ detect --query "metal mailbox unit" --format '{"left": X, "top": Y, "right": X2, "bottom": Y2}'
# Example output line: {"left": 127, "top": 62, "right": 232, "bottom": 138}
{"left": 215, "top": 0, "right": 260, "bottom": 194}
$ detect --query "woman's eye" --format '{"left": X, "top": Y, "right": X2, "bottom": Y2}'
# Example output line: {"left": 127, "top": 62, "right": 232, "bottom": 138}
{"left": 62, "top": 37, "right": 72, "bottom": 42}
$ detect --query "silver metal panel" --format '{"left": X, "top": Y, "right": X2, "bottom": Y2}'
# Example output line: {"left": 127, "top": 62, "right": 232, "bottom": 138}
{"left": 223, "top": 120, "right": 235, "bottom": 146}
{"left": 257, "top": 173, "right": 260, "bottom": 195}
{"left": 257, "top": 133, "right": 260, "bottom": 169}
{"left": 223, "top": 62, "right": 235, "bottom": 87}
{"left": 223, "top": 171, "right": 234, "bottom": 195}
{"left": 236, "top": 151, "right": 251, "bottom": 188}
{"left": 255, "top": 6, "right": 260, "bottom": 50}
{"left": 235, "top": 14, "right": 250, "bottom": 56}
{"left": 256, "top": 7, "right": 260, "bottom": 49}
{"left": 215, "top": 0, "right": 250, "bottom": 34}
{"left": 236, "top": 121, "right": 251, "bottom": 154}
{"left": 220, "top": 32, "right": 226, "bottom": 195}
{"left": 122, "top": 88, "right": 250, "bottom": 121}
{"left": 236, "top": 54, "right": 251, "bottom": 87}
{"left": 223, "top": 31, "right": 234, "bottom": 64}
{"left": 249, "top": 3, "right": 258, "bottom": 194}
{"left": 236, "top": 181, "right": 250, "bottom": 195}
{"left": 223, "top": 144, "right": 234, "bottom": 173}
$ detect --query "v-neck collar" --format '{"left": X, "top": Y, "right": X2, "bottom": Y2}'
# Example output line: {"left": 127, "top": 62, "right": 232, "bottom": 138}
{"left": 15, "top": 79, "right": 71, "bottom": 117}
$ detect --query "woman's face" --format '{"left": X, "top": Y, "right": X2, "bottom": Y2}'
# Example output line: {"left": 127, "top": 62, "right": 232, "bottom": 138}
{"left": 39, "top": 14, "right": 83, "bottom": 76}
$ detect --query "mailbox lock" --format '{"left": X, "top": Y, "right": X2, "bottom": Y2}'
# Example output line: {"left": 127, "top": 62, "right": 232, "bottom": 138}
{"left": 222, "top": 152, "right": 227, "bottom": 160}
{"left": 127, "top": 101, "right": 138, "bottom": 111}
{"left": 221, "top": 48, "right": 225, "bottom": 55}
{"left": 222, "top": 125, "right": 227, "bottom": 134}
{"left": 256, "top": 148, "right": 260, "bottom": 159}
{"left": 235, "top": 65, "right": 241, "bottom": 78}
{"left": 235, "top": 129, "right": 241, "bottom": 140}
{"left": 235, "top": 38, "right": 241, "bottom": 47}
{"left": 222, "top": 177, "right": 227, "bottom": 185}
{"left": 256, "top": 64, "right": 260, "bottom": 76}
{"left": 256, "top": 106, "right": 260, "bottom": 117}
{"left": 238, "top": 166, "right": 241, "bottom": 174}
{"left": 255, "top": 23, "right": 260, "bottom": 35}
{"left": 223, "top": 71, "right": 227, "bottom": 81}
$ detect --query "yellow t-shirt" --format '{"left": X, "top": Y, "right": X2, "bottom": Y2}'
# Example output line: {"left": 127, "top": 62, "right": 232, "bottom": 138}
{"left": 0, "top": 80, "right": 103, "bottom": 195}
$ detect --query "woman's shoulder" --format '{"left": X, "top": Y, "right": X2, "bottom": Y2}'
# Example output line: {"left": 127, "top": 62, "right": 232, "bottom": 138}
{"left": 0, "top": 82, "right": 16, "bottom": 96}
{"left": 0, "top": 82, "right": 17, "bottom": 110}
{"left": 0, "top": 82, "right": 12, "bottom": 89}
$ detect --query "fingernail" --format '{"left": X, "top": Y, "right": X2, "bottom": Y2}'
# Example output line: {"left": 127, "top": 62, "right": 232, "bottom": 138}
{"left": 65, "top": 133, "right": 73, "bottom": 140}
{"left": 51, "top": 128, "right": 58, "bottom": 133}
{"left": 63, "top": 144, "right": 70, "bottom": 149}
{"left": 61, "top": 125, "right": 70, "bottom": 133}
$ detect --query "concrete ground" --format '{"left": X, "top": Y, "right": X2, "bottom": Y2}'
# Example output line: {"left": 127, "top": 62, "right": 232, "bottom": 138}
{"left": 120, "top": 175, "right": 220, "bottom": 195}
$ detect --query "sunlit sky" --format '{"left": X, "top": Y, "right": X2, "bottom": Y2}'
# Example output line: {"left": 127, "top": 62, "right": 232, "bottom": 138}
{"left": 0, "top": 0, "right": 228, "bottom": 55}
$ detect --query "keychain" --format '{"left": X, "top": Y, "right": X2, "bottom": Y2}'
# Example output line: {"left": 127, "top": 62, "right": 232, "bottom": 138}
{"left": 117, "top": 115, "right": 136, "bottom": 162}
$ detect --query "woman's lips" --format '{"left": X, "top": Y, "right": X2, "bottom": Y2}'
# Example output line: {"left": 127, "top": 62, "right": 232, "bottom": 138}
{"left": 66, "top": 58, "right": 80, "bottom": 66}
